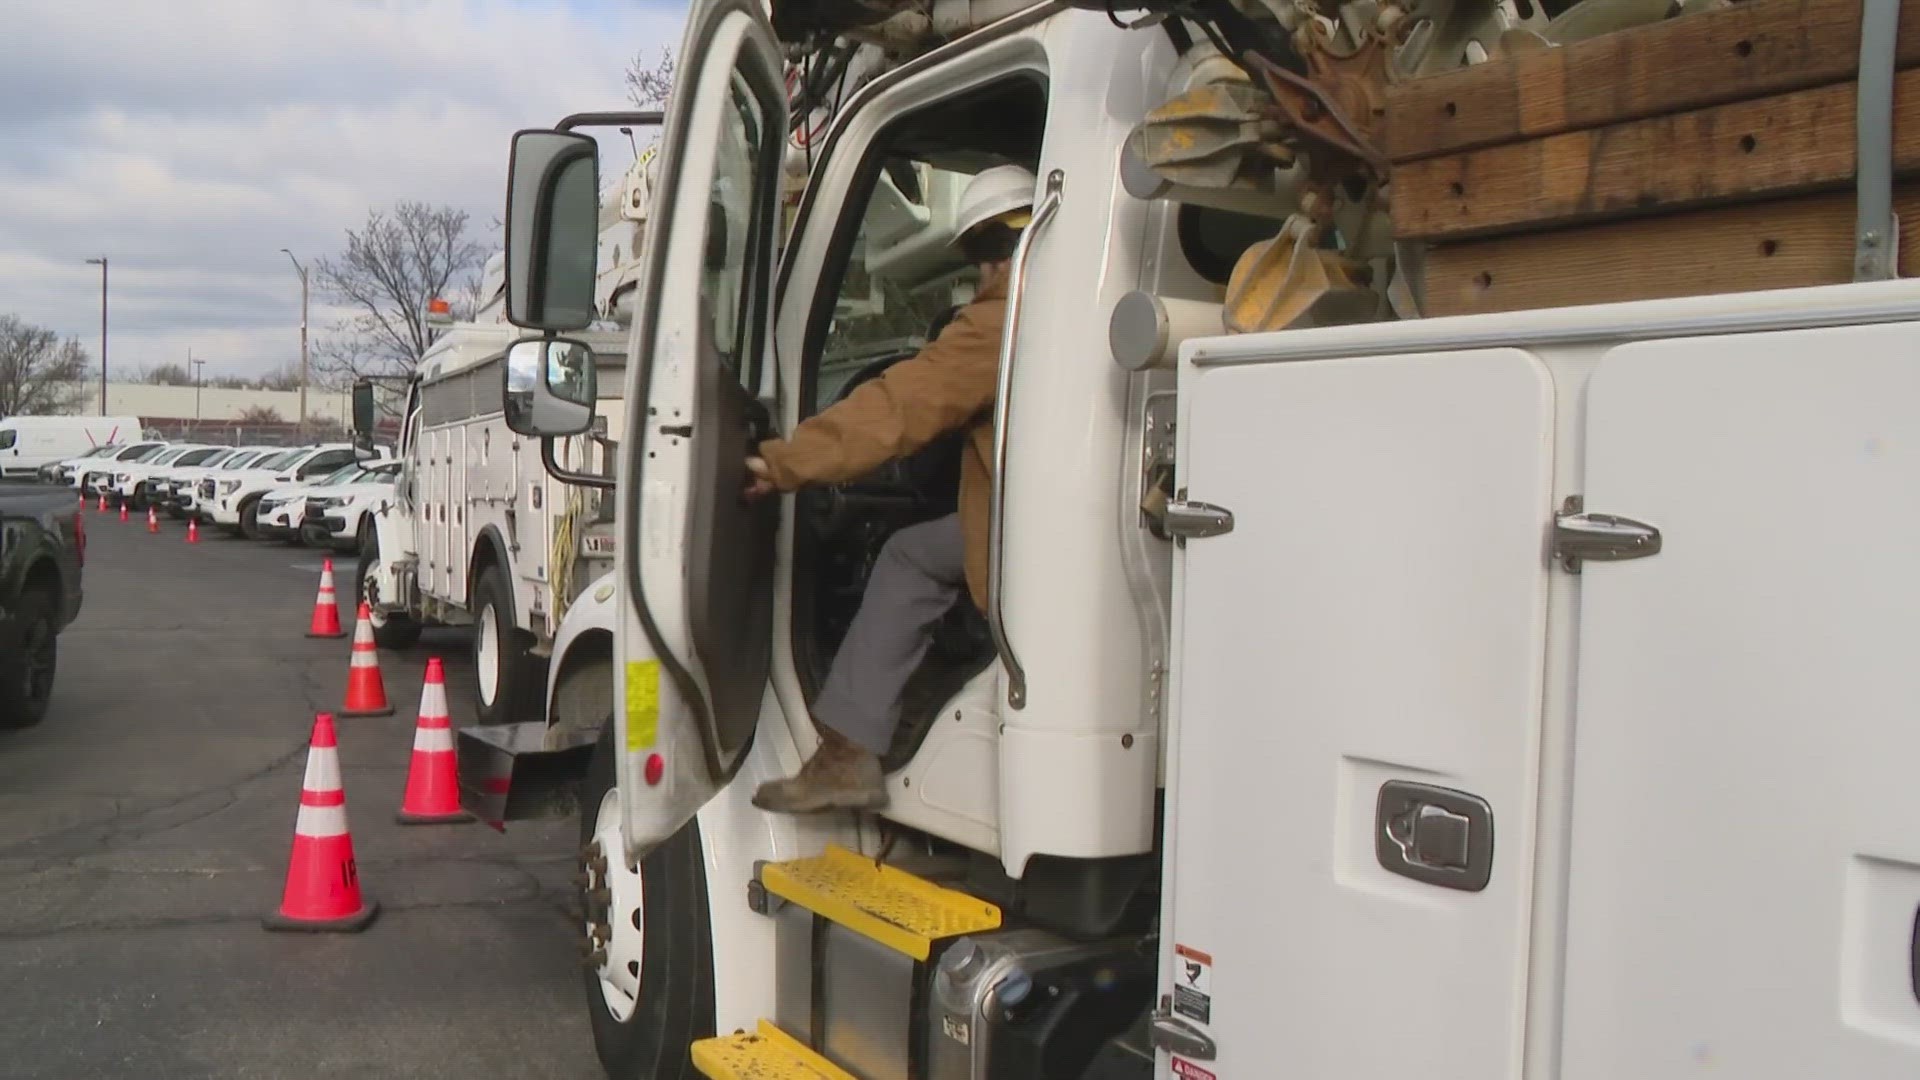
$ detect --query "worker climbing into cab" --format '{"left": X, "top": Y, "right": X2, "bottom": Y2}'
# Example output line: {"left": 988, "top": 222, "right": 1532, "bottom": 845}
{"left": 743, "top": 163, "right": 1035, "bottom": 813}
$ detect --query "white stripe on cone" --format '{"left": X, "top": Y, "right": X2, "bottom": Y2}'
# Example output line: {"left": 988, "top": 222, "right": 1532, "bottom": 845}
{"left": 303, "top": 740, "right": 342, "bottom": 793}
{"left": 412, "top": 725, "right": 455, "bottom": 752}
{"left": 294, "top": 802, "right": 350, "bottom": 838}
{"left": 417, "top": 675, "right": 449, "bottom": 722}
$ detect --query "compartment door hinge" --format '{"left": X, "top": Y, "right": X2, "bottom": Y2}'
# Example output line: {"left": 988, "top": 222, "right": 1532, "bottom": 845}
{"left": 1551, "top": 495, "right": 1660, "bottom": 573}
{"left": 1163, "top": 491, "right": 1235, "bottom": 543}
{"left": 1150, "top": 1000, "right": 1217, "bottom": 1060}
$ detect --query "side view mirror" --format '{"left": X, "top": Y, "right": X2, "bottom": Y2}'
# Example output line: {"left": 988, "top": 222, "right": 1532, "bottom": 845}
{"left": 504, "top": 129, "right": 600, "bottom": 331}
{"left": 503, "top": 336, "right": 596, "bottom": 438}
{"left": 351, "top": 380, "right": 377, "bottom": 459}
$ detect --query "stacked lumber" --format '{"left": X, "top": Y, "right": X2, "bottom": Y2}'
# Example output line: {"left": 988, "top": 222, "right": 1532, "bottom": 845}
{"left": 1383, "top": 0, "right": 1920, "bottom": 317}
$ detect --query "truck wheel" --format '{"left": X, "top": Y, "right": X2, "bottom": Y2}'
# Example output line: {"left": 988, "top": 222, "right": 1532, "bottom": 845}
{"left": 579, "top": 725, "right": 714, "bottom": 1080}
{"left": 470, "top": 561, "right": 538, "bottom": 725}
{"left": 238, "top": 496, "right": 264, "bottom": 540}
{"left": 0, "top": 590, "right": 57, "bottom": 728}
{"left": 129, "top": 485, "right": 148, "bottom": 511}
{"left": 357, "top": 533, "right": 421, "bottom": 650}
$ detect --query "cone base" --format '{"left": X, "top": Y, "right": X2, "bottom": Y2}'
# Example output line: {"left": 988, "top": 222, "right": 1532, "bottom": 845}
{"left": 396, "top": 808, "right": 474, "bottom": 826}
{"left": 263, "top": 898, "right": 379, "bottom": 933}
{"left": 305, "top": 628, "right": 348, "bottom": 639}
{"left": 339, "top": 703, "right": 394, "bottom": 717}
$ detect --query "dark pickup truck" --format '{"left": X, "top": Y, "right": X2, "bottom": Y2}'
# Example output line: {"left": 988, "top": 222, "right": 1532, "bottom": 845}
{"left": 0, "top": 483, "right": 83, "bottom": 727}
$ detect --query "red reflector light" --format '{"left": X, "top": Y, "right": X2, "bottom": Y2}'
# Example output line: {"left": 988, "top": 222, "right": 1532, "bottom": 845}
{"left": 644, "top": 753, "right": 664, "bottom": 786}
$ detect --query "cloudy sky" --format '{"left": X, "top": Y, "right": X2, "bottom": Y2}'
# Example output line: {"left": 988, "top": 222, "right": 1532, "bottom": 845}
{"left": 0, "top": 0, "right": 686, "bottom": 382}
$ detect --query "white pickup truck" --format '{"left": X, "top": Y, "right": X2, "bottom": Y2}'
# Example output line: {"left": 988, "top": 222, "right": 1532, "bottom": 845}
{"left": 197, "top": 444, "right": 362, "bottom": 539}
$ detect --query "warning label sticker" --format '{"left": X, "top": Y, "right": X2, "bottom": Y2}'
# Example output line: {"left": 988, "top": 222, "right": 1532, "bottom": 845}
{"left": 1173, "top": 943, "right": 1213, "bottom": 1024}
{"left": 1171, "top": 1057, "right": 1217, "bottom": 1080}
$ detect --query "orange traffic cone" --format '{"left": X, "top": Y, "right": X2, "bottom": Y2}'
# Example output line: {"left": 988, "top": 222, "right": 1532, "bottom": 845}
{"left": 341, "top": 603, "right": 394, "bottom": 717}
{"left": 146, "top": 506, "right": 159, "bottom": 534}
{"left": 118, "top": 503, "right": 128, "bottom": 524}
{"left": 396, "top": 658, "right": 472, "bottom": 825}
{"left": 264, "top": 712, "right": 377, "bottom": 932}
{"left": 96, "top": 492, "right": 106, "bottom": 512}
{"left": 305, "top": 558, "right": 346, "bottom": 639}
{"left": 186, "top": 518, "right": 200, "bottom": 544}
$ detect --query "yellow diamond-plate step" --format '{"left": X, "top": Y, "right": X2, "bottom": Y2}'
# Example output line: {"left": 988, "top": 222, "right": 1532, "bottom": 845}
{"left": 759, "top": 843, "right": 1002, "bottom": 961}
{"left": 692, "top": 1019, "right": 854, "bottom": 1080}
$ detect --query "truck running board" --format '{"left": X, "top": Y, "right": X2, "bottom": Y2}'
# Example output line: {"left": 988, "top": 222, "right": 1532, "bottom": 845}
{"left": 454, "top": 721, "right": 598, "bottom": 830}
{"left": 692, "top": 1019, "right": 854, "bottom": 1080}
{"left": 759, "top": 843, "right": 1002, "bottom": 960}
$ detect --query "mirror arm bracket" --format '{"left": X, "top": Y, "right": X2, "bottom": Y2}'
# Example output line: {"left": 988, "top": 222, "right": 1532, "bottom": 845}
{"left": 540, "top": 437, "right": 613, "bottom": 490}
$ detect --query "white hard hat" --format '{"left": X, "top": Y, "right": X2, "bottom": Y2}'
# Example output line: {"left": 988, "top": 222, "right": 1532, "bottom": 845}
{"left": 951, "top": 163, "right": 1037, "bottom": 242}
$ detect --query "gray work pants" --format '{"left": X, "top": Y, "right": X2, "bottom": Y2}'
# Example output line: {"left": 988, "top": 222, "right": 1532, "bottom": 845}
{"left": 816, "top": 512, "right": 968, "bottom": 756}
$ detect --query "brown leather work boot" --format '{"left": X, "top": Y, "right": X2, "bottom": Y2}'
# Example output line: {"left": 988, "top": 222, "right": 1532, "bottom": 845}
{"left": 751, "top": 726, "right": 887, "bottom": 813}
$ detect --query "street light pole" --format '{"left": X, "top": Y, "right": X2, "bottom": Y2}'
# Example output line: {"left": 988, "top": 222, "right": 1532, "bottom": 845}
{"left": 191, "top": 353, "right": 206, "bottom": 423}
{"left": 84, "top": 257, "right": 107, "bottom": 415}
{"left": 280, "top": 249, "right": 308, "bottom": 435}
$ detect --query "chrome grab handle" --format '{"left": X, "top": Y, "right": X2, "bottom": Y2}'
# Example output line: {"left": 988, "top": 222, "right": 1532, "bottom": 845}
{"left": 987, "top": 168, "right": 1063, "bottom": 711}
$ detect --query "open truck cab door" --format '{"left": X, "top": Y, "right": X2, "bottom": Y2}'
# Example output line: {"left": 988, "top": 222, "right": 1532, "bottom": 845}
{"left": 498, "top": 0, "right": 789, "bottom": 867}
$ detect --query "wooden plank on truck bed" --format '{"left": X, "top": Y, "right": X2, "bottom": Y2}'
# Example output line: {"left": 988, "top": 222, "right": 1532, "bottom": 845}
{"left": 1392, "top": 67, "right": 1920, "bottom": 242}
{"left": 1384, "top": 0, "right": 1920, "bottom": 164}
{"left": 1418, "top": 183, "right": 1920, "bottom": 317}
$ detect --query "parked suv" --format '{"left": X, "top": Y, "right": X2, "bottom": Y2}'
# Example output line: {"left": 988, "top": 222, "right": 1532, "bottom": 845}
{"left": 202, "top": 444, "right": 362, "bottom": 539}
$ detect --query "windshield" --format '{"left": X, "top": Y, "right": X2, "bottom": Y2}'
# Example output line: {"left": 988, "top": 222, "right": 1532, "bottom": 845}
{"left": 76, "top": 445, "right": 117, "bottom": 459}
{"left": 0, "top": 430, "right": 16, "bottom": 450}
{"left": 196, "top": 450, "right": 235, "bottom": 468}
{"left": 314, "top": 465, "right": 365, "bottom": 487}
{"left": 123, "top": 444, "right": 165, "bottom": 461}
{"left": 253, "top": 449, "right": 301, "bottom": 471}
{"left": 152, "top": 448, "right": 190, "bottom": 465}
{"left": 221, "top": 451, "right": 265, "bottom": 470}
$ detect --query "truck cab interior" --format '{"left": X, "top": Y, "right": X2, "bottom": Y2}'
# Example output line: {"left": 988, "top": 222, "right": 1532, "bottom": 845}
{"left": 788, "top": 75, "right": 1046, "bottom": 773}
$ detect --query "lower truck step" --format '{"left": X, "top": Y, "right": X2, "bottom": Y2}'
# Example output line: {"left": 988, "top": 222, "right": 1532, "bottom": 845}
{"left": 692, "top": 1019, "right": 855, "bottom": 1080}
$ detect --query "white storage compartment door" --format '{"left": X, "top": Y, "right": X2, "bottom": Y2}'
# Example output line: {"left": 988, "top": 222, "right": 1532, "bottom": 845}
{"left": 1161, "top": 347, "right": 1552, "bottom": 1079}
{"left": 1563, "top": 321, "right": 1920, "bottom": 1078}
{"left": 423, "top": 426, "right": 446, "bottom": 598}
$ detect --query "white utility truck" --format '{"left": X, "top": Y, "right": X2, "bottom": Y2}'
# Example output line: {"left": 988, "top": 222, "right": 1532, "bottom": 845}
{"left": 417, "top": 1, "right": 1920, "bottom": 1078}
{"left": 352, "top": 150, "right": 656, "bottom": 722}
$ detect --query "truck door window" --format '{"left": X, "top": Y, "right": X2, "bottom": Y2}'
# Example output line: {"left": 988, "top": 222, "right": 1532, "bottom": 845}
{"left": 706, "top": 73, "right": 769, "bottom": 392}
{"left": 0, "top": 431, "right": 15, "bottom": 450}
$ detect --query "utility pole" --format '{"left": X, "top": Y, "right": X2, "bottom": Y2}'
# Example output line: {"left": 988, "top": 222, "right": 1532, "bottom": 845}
{"left": 84, "top": 257, "right": 107, "bottom": 415}
{"left": 280, "top": 249, "right": 309, "bottom": 434}
{"left": 191, "top": 353, "right": 206, "bottom": 423}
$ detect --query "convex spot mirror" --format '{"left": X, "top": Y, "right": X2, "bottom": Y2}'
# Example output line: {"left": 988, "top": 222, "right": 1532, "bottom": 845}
{"left": 505, "top": 129, "right": 600, "bottom": 331}
{"left": 504, "top": 336, "right": 596, "bottom": 437}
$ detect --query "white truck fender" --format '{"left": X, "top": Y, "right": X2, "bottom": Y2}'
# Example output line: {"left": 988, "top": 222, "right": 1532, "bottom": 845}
{"left": 545, "top": 568, "right": 620, "bottom": 721}
{"left": 365, "top": 500, "right": 411, "bottom": 615}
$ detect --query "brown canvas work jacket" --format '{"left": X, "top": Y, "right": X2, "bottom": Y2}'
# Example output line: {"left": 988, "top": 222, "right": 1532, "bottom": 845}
{"left": 757, "top": 274, "right": 1008, "bottom": 612}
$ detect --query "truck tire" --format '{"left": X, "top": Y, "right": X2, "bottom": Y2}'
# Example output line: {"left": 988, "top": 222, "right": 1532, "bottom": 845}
{"left": 0, "top": 589, "right": 57, "bottom": 728}
{"left": 470, "top": 561, "right": 539, "bottom": 725}
{"left": 579, "top": 725, "right": 715, "bottom": 1080}
{"left": 356, "top": 533, "right": 421, "bottom": 650}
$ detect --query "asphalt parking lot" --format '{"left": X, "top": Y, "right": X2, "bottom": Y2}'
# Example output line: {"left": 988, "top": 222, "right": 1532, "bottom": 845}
{"left": 0, "top": 510, "right": 603, "bottom": 1079}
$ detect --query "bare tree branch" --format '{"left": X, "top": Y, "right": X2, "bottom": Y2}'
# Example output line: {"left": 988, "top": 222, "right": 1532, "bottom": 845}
{"left": 0, "top": 315, "right": 91, "bottom": 416}
{"left": 625, "top": 48, "right": 676, "bottom": 109}
{"left": 312, "top": 201, "right": 489, "bottom": 407}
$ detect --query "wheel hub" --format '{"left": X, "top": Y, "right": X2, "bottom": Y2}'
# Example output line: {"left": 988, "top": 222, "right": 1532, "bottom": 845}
{"left": 476, "top": 603, "right": 501, "bottom": 705}
{"left": 581, "top": 788, "right": 644, "bottom": 1021}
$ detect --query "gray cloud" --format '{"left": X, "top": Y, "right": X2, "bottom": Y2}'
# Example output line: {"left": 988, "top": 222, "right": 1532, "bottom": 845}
{"left": 0, "top": 0, "right": 684, "bottom": 382}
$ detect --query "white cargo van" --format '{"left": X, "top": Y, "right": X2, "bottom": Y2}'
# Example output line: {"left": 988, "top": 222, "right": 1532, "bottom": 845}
{"left": 0, "top": 416, "right": 143, "bottom": 479}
